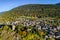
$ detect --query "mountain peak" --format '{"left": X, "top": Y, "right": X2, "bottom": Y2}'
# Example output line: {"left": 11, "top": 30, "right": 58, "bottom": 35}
{"left": 56, "top": 3, "right": 60, "bottom": 5}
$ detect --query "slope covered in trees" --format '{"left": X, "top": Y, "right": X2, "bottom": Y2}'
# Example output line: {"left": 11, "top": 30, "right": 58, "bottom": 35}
{"left": 0, "top": 4, "right": 60, "bottom": 40}
{"left": 0, "top": 4, "right": 60, "bottom": 22}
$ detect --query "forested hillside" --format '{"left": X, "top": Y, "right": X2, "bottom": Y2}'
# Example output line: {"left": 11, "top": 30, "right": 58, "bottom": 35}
{"left": 0, "top": 4, "right": 60, "bottom": 22}
{"left": 0, "top": 4, "right": 60, "bottom": 40}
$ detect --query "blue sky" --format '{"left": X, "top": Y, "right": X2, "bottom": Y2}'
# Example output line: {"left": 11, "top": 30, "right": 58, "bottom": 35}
{"left": 0, "top": 0, "right": 60, "bottom": 12}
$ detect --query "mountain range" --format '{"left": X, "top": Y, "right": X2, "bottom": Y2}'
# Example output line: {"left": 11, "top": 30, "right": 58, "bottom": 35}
{"left": 0, "top": 3, "right": 60, "bottom": 22}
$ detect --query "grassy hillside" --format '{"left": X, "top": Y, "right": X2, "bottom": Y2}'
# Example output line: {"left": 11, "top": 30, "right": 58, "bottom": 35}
{"left": 0, "top": 4, "right": 60, "bottom": 22}
{"left": 0, "top": 4, "right": 60, "bottom": 40}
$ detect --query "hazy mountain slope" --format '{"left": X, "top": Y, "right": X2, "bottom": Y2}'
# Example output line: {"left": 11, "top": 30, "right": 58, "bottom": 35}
{"left": 0, "top": 4, "right": 60, "bottom": 22}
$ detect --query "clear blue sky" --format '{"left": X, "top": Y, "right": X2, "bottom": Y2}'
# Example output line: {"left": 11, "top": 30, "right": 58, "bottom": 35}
{"left": 0, "top": 0, "right": 60, "bottom": 12}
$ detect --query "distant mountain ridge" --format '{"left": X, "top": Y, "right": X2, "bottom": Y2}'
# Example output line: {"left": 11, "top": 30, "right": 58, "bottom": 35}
{"left": 0, "top": 4, "right": 60, "bottom": 21}
{"left": 56, "top": 3, "right": 60, "bottom": 5}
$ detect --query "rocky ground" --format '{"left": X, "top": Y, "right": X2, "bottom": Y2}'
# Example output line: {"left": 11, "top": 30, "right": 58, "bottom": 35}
{"left": 0, "top": 17, "right": 60, "bottom": 40}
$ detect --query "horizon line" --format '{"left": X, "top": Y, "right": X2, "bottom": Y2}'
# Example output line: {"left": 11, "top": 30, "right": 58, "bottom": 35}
{"left": 0, "top": 3, "right": 59, "bottom": 12}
